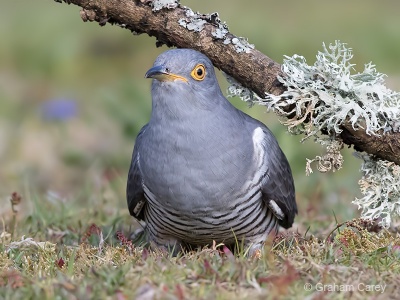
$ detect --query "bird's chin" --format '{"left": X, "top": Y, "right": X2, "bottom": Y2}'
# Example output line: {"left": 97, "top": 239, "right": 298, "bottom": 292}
{"left": 152, "top": 80, "right": 184, "bottom": 96}
{"left": 153, "top": 79, "right": 188, "bottom": 92}
{"left": 153, "top": 73, "right": 188, "bottom": 83}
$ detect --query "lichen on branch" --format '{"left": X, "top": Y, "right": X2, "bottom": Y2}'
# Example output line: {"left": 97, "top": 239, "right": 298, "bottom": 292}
{"left": 353, "top": 154, "right": 400, "bottom": 228}
{"left": 227, "top": 41, "right": 400, "bottom": 227}
{"left": 263, "top": 41, "right": 400, "bottom": 138}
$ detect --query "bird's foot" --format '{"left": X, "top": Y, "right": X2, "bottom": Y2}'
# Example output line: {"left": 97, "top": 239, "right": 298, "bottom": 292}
{"left": 149, "top": 237, "right": 184, "bottom": 257}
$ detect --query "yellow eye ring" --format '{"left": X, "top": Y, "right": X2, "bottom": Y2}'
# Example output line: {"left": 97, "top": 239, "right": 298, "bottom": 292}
{"left": 190, "top": 64, "right": 206, "bottom": 81}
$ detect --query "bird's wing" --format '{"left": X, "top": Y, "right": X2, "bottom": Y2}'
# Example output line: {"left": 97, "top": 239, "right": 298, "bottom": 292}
{"left": 126, "top": 125, "right": 148, "bottom": 220}
{"left": 255, "top": 126, "right": 297, "bottom": 228}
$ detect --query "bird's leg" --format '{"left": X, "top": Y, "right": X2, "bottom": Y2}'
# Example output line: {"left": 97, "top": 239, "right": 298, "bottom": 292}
{"left": 147, "top": 234, "right": 184, "bottom": 256}
{"left": 245, "top": 242, "right": 264, "bottom": 258}
{"left": 244, "top": 226, "right": 279, "bottom": 257}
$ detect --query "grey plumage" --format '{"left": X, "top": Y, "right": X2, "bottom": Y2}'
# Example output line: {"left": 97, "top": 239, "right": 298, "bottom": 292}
{"left": 127, "top": 49, "right": 297, "bottom": 254}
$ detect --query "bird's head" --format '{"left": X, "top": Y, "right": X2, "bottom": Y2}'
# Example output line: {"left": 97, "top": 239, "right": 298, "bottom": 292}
{"left": 145, "top": 49, "right": 222, "bottom": 97}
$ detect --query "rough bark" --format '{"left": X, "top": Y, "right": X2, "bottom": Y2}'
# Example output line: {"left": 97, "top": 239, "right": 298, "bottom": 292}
{"left": 54, "top": 0, "right": 400, "bottom": 165}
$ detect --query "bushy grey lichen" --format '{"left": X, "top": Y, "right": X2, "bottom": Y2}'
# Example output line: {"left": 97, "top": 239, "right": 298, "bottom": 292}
{"left": 305, "top": 140, "right": 344, "bottom": 175}
{"left": 263, "top": 41, "right": 400, "bottom": 137}
{"left": 353, "top": 153, "right": 400, "bottom": 228}
{"left": 225, "top": 73, "right": 257, "bottom": 103}
{"left": 226, "top": 41, "right": 400, "bottom": 226}
{"left": 151, "top": 0, "right": 179, "bottom": 12}
{"left": 228, "top": 41, "right": 400, "bottom": 140}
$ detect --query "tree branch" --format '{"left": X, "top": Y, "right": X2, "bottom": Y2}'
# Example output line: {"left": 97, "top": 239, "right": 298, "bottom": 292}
{"left": 54, "top": 0, "right": 400, "bottom": 165}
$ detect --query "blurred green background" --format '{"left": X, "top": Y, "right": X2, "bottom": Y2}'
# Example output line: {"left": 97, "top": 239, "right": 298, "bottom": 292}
{"left": 1, "top": 0, "right": 400, "bottom": 225}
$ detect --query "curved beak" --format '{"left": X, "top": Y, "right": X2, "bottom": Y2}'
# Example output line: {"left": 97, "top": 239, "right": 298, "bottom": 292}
{"left": 145, "top": 65, "right": 188, "bottom": 83}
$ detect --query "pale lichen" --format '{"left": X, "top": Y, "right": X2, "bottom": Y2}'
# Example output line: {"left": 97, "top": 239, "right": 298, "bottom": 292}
{"left": 225, "top": 73, "right": 257, "bottom": 103}
{"left": 212, "top": 26, "right": 228, "bottom": 39}
{"left": 263, "top": 41, "right": 400, "bottom": 137}
{"left": 231, "top": 37, "right": 254, "bottom": 53}
{"left": 151, "top": 0, "right": 179, "bottom": 12}
{"left": 178, "top": 18, "right": 207, "bottom": 32}
{"left": 353, "top": 154, "right": 400, "bottom": 228}
{"left": 226, "top": 41, "right": 400, "bottom": 226}
{"left": 305, "top": 140, "right": 344, "bottom": 175}
{"left": 178, "top": 9, "right": 253, "bottom": 53}
{"left": 178, "top": 8, "right": 210, "bottom": 32}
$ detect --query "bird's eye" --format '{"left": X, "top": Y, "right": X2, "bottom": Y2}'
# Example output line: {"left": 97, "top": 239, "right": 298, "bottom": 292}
{"left": 190, "top": 64, "right": 206, "bottom": 81}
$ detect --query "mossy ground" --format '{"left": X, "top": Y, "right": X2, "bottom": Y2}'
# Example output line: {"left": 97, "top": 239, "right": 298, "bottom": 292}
{"left": 1, "top": 194, "right": 399, "bottom": 299}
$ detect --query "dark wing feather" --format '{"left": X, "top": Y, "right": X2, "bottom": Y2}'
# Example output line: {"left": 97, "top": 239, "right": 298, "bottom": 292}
{"left": 260, "top": 128, "right": 297, "bottom": 228}
{"left": 126, "top": 125, "right": 148, "bottom": 220}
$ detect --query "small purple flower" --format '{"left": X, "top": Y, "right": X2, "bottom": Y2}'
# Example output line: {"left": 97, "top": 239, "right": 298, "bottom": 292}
{"left": 40, "top": 98, "right": 78, "bottom": 121}
{"left": 392, "top": 245, "right": 400, "bottom": 256}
